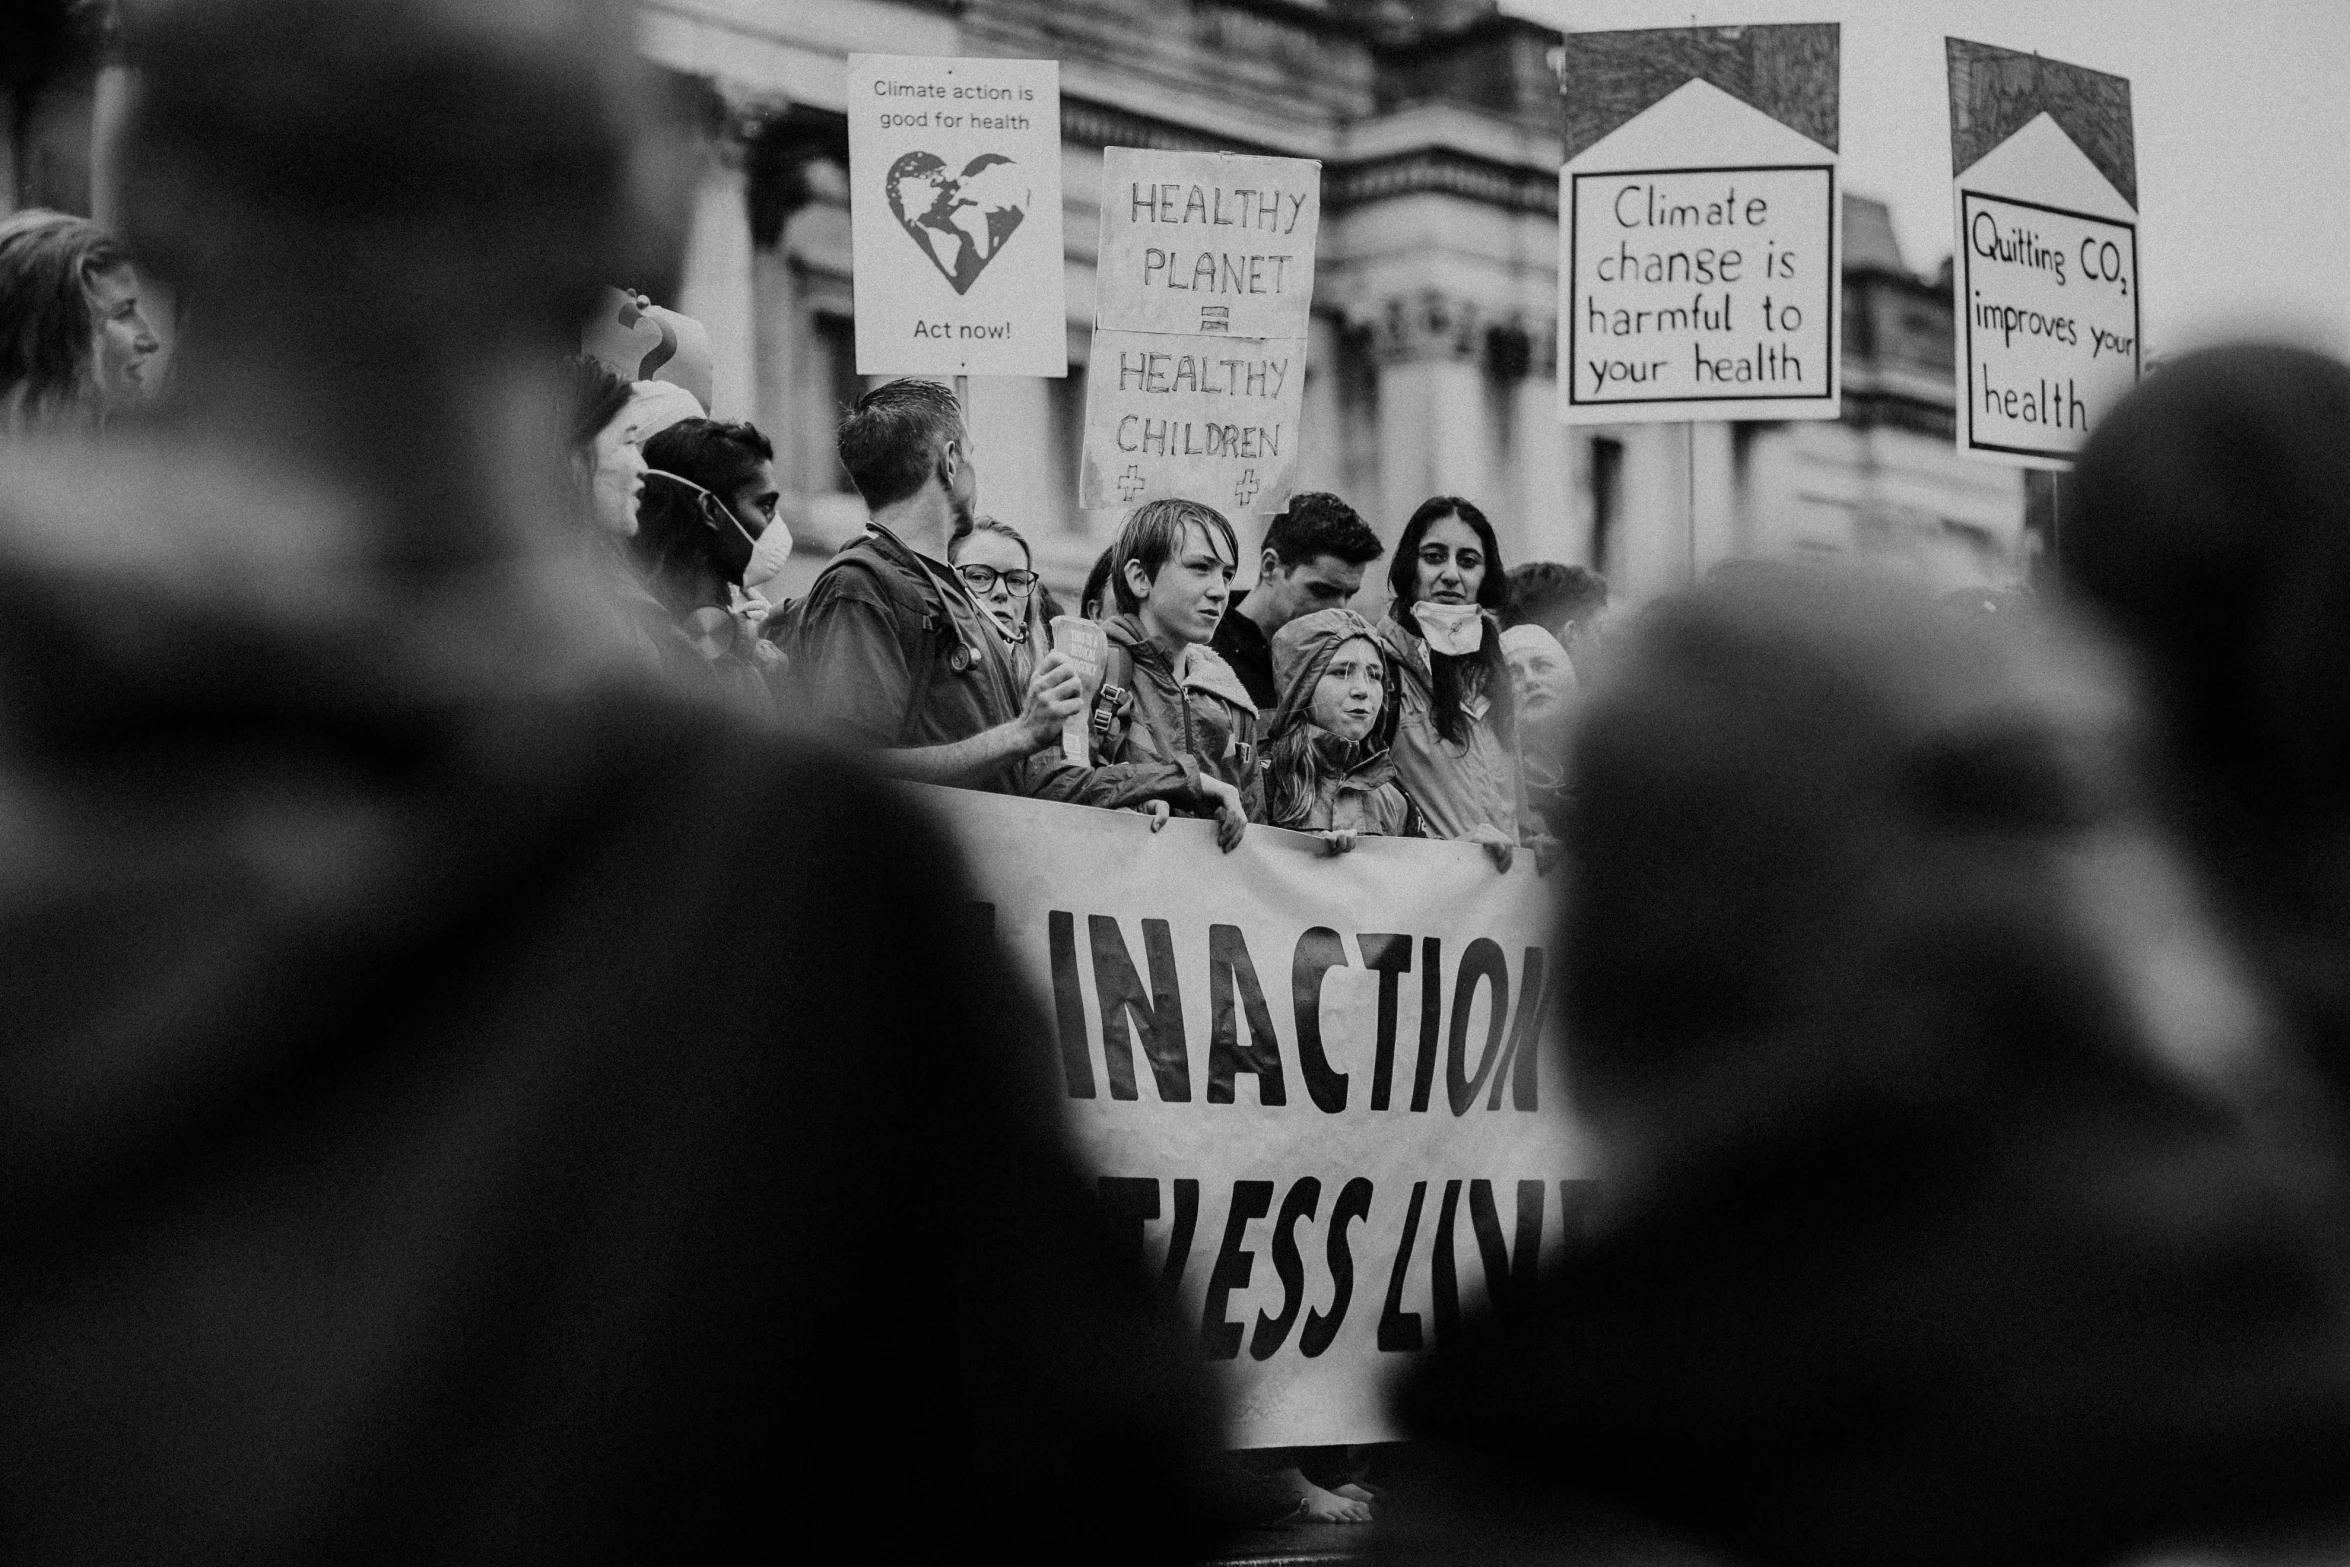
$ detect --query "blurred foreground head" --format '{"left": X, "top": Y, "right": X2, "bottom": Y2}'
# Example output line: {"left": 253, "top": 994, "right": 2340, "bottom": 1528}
{"left": 2064, "top": 344, "right": 2350, "bottom": 1091}
{"left": 107, "top": 0, "right": 683, "bottom": 565}
{"left": 1392, "top": 571, "right": 2350, "bottom": 1567}
{"left": 0, "top": 4, "right": 1231, "bottom": 1564}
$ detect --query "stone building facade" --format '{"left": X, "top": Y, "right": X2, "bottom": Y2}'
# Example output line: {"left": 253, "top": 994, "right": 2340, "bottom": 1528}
{"left": 4, "top": 0, "right": 2031, "bottom": 603}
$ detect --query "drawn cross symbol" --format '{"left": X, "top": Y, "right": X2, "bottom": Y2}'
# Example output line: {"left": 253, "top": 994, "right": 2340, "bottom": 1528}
{"left": 1233, "top": 468, "right": 1261, "bottom": 508}
{"left": 1117, "top": 463, "right": 1149, "bottom": 502}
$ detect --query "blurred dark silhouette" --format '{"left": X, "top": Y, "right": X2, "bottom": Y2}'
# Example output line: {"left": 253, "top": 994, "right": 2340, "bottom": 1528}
{"left": 0, "top": 0, "right": 1227, "bottom": 1561}
{"left": 1382, "top": 570, "right": 2350, "bottom": 1567}
{"left": 2063, "top": 344, "right": 2350, "bottom": 1108}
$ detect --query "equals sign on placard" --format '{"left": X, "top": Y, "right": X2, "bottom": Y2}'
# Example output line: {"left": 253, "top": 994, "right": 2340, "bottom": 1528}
{"left": 1200, "top": 306, "right": 1230, "bottom": 334}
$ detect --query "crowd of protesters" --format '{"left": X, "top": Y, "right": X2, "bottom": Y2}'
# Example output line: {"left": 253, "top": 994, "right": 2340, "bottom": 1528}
{"left": 24, "top": 2, "right": 2350, "bottom": 1563}
{"left": 555, "top": 357, "right": 1617, "bottom": 870}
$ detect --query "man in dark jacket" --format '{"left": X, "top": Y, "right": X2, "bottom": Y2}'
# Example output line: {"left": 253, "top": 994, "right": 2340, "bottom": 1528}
{"left": 791, "top": 377, "right": 1083, "bottom": 790}
{"left": 1210, "top": 491, "right": 1384, "bottom": 711}
{"left": 0, "top": 2, "right": 1233, "bottom": 1561}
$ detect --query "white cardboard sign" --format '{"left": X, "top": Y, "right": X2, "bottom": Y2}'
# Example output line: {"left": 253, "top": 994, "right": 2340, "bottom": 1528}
{"left": 1953, "top": 116, "right": 2140, "bottom": 467}
{"left": 1559, "top": 79, "right": 1841, "bottom": 425}
{"left": 1094, "top": 149, "right": 1320, "bottom": 340}
{"left": 1078, "top": 330, "right": 1304, "bottom": 513}
{"left": 1079, "top": 148, "right": 1321, "bottom": 513}
{"left": 847, "top": 54, "right": 1067, "bottom": 377}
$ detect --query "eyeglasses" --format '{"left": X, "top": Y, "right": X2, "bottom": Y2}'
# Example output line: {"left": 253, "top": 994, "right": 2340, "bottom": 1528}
{"left": 956, "top": 564, "right": 1038, "bottom": 596}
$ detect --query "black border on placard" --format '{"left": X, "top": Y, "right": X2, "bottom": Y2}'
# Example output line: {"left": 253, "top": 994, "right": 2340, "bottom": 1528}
{"left": 1958, "top": 188, "right": 2140, "bottom": 460}
{"left": 1565, "top": 163, "right": 1838, "bottom": 408}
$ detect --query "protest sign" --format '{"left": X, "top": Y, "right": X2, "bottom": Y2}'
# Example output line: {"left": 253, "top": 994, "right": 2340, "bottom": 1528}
{"left": 925, "top": 785, "right": 1588, "bottom": 1447}
{"left": 847, "top": 54, "right": 1066, "bottom": 377}
{"left": 1080, "top": 148, "right": 1320, "bottom": 514}
{"left": 1557, "top": 25, "right": 1842, "bottom": 424}
{"left": 1948, "top": 40, "right": 2138, "bottom": 467}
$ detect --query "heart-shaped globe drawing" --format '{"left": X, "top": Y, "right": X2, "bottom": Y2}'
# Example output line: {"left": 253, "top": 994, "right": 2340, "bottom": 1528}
{"left": 884, "top": 151, "right": 1031, "bottom": 296}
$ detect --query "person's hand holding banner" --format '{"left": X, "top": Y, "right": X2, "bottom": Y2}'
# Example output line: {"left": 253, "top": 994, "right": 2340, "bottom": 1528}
{"left": 1197, "top": 773, "right": 1247, "bottom": 852}
{"left": 1466, "top": 822, "right": 1516, "bottom": 873}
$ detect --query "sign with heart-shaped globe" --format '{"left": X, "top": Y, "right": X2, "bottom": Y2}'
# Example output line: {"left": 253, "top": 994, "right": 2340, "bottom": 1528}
{"left": 849, "top": 55, "right": 1067, "bottom": 377}
{"left": 885, "top": 151, "right": 1031, "bottom": 296}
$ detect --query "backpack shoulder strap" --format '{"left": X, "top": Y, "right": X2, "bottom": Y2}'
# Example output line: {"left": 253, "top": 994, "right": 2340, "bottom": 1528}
{"left": 1087, "top": 642, "right": 1136, "bottom": 762}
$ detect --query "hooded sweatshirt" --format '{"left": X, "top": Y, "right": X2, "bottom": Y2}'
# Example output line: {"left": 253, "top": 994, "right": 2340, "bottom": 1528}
{"left": 1261, "top": 609, "right": 1417, "bottom": 837}
{"left": 0, "top": 439, "right": 1235, "bottom": 1566}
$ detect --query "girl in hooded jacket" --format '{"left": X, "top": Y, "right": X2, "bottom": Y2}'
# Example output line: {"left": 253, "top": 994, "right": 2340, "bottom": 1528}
{"left": 1262, "top": 608, "right": 1422, "bottom": 851}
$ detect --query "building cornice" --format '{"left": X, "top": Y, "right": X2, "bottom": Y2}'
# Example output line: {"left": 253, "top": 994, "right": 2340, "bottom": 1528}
{"left": 1324, "top": 146, "right": 1557, "bottom": 217}
{"left": 1062, "top": 96, "right": 1557, "bottom": 216}
{"left": 1058, "top": 96, "right": 1283, "bottom": 157}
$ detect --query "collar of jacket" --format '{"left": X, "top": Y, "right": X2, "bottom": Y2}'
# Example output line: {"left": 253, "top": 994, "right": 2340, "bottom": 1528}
{"left": 1106, "top": 614, "right": 1256, "bottom": 711}
{"left": 857, "top": 519, "right": 970, "bottom": 616}
{"left": 1306, "top": 724, "right": 1398, "bottom": 790}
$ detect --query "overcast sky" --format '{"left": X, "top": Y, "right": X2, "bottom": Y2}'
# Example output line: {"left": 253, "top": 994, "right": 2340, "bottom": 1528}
{"left": 1497, "top": 0, "right": 2350, "bottom": 361}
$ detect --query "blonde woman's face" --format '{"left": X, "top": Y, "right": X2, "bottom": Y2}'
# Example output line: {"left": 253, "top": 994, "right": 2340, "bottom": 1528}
{"left": 87, "top": 265, "right": 161, "bottom": 410}
{"left": 588, "top": 389, "right": 656, "bottom": 536}
{"left": 954, "top": 527, "right": 1030, "bottom": 637}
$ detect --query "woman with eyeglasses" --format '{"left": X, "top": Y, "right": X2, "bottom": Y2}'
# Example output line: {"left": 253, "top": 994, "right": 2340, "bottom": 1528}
{"left": 948, "top": 515, "right": 1042, "bottom": 671}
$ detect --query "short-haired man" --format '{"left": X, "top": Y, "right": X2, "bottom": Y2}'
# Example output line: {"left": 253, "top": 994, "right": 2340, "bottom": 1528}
{"left": 1503, "top": 561, "right": 1611, "bottom": 668}
{"left": 1210, "top": 491, "right": 1385, "bottom": 710}
{"left": 1056, "top": 498, "right": 1259, "bottom": 850}
{"left": 791, "top": 379, "right": 1081, "bottom": 789}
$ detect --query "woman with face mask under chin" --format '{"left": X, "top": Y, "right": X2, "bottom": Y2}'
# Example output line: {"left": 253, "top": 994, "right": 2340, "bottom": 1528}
{"left": 1374, "top": 496, "right": 1525, "bottom": 870}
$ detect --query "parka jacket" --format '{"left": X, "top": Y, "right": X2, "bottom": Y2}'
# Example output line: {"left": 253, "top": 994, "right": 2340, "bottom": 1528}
{"left": 1374, "top": 607, "right": 1522, "bottom": 842}
{"left": 1069, "top": 613, "right": 1263, "bottom": 818}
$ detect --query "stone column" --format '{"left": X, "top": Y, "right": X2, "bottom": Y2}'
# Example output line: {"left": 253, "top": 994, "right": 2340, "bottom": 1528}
{"left": 677, "top": 132, "right": 757, "bottom": 421}
{"left": 1503, "top": 317, "right": 1585, "bottom": 568}
{"left": 1367, "top": 289, "right": 1496, "bottom": 544}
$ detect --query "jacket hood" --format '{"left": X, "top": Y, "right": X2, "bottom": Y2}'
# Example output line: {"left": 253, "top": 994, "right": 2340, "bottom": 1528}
{"left": 1268, "top": 608, "right": 1385, "bottom": 741}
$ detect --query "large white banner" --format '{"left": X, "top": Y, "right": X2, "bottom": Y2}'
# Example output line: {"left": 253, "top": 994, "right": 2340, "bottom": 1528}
{"left": 846, "top": 54, "right": 1067, "bottom": 377}
{"left": 924, "top": 786, "right": 1589, "bottom": 1447}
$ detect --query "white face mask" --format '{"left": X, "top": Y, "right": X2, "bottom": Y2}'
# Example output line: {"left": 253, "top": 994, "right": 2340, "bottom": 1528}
{"left": 740, "top": 512, "right": 797, "bottom": 599}
{"left": 1412, "top": 599, "right": 1485, "bottom": 657}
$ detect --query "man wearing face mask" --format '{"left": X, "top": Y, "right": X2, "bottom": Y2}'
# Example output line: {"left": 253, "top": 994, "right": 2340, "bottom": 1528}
{"left": 638, "top": 416, "right": 780, "bottom": 614}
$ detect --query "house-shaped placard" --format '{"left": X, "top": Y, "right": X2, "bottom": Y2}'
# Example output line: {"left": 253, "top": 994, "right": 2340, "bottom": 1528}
{"left": 1558, "top": 24, "right": 1842, "bottom": 426}
{"left": 1948, "top": 40, "right": 2139, "bottom": 467}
